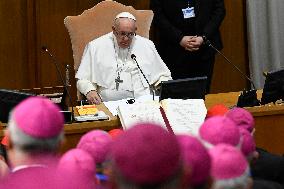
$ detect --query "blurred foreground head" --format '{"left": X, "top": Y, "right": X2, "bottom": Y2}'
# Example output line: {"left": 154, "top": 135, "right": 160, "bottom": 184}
{"left": 199, "top": 116, "right": 241, "bottom": 147}
{"left": 57, "top": 148, "right": 96, "bottom": 189}
{"left": 6, "top": 97, "right": 64, "bottom": 167}
{"left": 177, "top": 134, "right": 212, "bottom": 189}
{"left": 209, "top": 144, "right": 252, "bottom": 189}
{"left": 226, "top": 107, "right": 255, "bottom": 133}
{"left": 109, "top": 123, "right": 183, "bottom": 189}
{"left": 77, "top": 129, "right": 112, "bottom": 164}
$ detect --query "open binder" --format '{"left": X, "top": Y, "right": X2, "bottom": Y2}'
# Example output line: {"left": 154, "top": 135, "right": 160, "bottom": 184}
{"left": 117, "top": 99, "right": 207, "bottom": 135}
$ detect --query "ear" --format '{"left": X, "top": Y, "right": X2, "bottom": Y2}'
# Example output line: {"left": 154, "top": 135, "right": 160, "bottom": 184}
{"left": 205, "top": 177, "right": 213, "bottom": 189}
{"left": 4, "top": 130, "right": 12, "bottom": 149}
{"left": 180, "top": 165, "right": 191, "bottom": 188}
{"left": 246, "top": 177, "right": 253, "bottom": 189}
{"left": 58, "top": 135, "right": 66, "bottom": 152}
{"left": 112, "top": 26, "right": 116, "bottom": 32}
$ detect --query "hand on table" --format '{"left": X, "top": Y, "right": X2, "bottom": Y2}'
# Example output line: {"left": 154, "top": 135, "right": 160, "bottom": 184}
{"left": 86, "top": 90, "right": 102, "bottom": 105}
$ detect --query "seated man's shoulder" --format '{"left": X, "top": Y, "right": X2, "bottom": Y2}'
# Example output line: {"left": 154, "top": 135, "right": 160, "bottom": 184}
{"left": 135, "top": 35, "right": 155, "bottom": 46}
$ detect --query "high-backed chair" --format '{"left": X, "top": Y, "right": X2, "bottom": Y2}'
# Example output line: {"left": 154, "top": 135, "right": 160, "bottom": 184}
{"left": 64, "top": 0, "right": 153, "bottom": 99}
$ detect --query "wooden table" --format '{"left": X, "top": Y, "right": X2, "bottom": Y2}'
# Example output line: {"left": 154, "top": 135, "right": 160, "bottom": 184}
{"left": 60, "top": 103, "right": 121, "bottom": 152}
{"left": 1, "top": 90, "right": 284, "bottom": 155}
{"left": 0, "top": 103, "right": 121, "bottom": 153}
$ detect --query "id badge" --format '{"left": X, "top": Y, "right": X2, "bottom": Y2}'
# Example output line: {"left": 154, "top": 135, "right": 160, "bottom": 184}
{"left": 182, "top": 7, "right": 195, "bottom": 19}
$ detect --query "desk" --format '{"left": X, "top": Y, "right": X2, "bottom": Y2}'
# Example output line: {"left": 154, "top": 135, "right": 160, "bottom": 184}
{"left": 62, "top": 91, "right": 284, "bottom": 154}
{"left": 0, "top": 103, "right": 121, "bottom": 153}
{"left": 1, "top": 91, "right": 284, "bottom": 155}
{"left": 60, "top": 104, "right": 121, "bottom": 152}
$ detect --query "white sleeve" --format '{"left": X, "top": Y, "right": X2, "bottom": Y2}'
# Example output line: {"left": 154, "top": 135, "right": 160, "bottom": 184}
{"left": 76, "top": 79, "right": 97, "bottom": 96}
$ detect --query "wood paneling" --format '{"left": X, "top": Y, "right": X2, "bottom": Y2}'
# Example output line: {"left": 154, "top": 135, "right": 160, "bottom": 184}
{"left": 0, "top": 0, "right": 248, "bottom": 102}
{"left": 35, "top": 0, "right": 99, "bottom": 104}
{"left": 0, "top": 0, "right": 30, "bottom": 89}
{"left": 26, "top": 0, "right": 38, "bottom": 88}
{"left": 35, "top": 0, "right": 77, "bottom": 87}
{"left": 211, "top": 0, "right": 249, "bottom": 93}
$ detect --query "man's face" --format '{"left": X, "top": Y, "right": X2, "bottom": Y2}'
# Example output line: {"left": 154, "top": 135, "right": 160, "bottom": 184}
{"left": 113, "top": 18, "right": 137, "bottom": 49}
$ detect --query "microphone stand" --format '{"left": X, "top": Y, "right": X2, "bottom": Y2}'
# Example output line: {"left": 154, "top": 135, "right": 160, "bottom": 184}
{"left": 41, "top": 46, "right": 75, "bottom": 122}
{"left": 205, "top": 40, "right": 260, "bottom": 107}
{"left": 131, "top": 54, "right": 155, "bottom": 101}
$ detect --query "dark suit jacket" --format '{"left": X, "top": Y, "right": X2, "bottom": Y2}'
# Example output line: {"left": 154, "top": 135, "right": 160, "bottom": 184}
{"left": 151, "top": 0, "right": 226, "bottom": 50}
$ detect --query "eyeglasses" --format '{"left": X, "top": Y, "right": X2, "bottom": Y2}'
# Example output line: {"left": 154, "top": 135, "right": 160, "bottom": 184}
{"left": 114, "top": 30, "right": 136, "bottom": 39}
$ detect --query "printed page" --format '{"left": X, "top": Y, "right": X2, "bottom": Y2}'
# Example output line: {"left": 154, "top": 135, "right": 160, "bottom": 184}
{"left": 117, "top": 101, "right": 167, "bottom": 130}
{"left": 104, "top": 95, "right": 159, "bottom": 116}
{"left": 161, "top": 99, "right": 207, "bottom": 135}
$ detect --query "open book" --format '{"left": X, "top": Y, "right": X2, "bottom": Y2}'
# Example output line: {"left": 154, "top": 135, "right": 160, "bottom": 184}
{"left": 117, "top": 99, "right": 207, "bottom": 135}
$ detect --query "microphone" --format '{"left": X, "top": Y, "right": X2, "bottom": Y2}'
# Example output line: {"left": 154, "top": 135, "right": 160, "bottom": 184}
{"left": 41, "top": 46, "right": 75, "bottom": 122}
{"left": 204, "top": 40, "right": 260, "bottom": 107}
{"left": 131, "top": 54, "right": 155, "bottom": 101}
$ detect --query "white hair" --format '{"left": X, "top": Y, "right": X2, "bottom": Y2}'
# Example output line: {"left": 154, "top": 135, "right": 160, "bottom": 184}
{"left": 212, "top": 167, "right": 251, "bottom": 189}
{"left": 198, "top": 134, "right": 243, "bottom": 150}
{"left": 8, "top": 115, "right": 64, "bottom": 154}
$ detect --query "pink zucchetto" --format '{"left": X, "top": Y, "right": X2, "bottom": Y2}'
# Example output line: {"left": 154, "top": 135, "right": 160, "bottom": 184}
{"left": 57, "top": 149, "right": 96, "bottom": 189}
{"left": 209, "top": 144, "right": 249, "bottom": 180}
{"left": 239, "top": 128, "right": 256, "bottom": 158}
{"left": 12, "top": 96, "right": 64, "bottom": 138}
{"left": 177, "top": 134, "right": 211, "bottom": 187}
{"left": 206, "top": 104, "right": 229, "bottom": 119}
{"left": 199, "top": 116, "right": 240, "bottom": 147}
{"left": 110, "top": 123, "right": 181, "bottom": 185}
{"left": 77, "top": 130, "right": 112, "bottom": 164}
{"left": 226, "top": 107, "right": 255, "bottom": 133}
{"left": 57, "top": 149, "right": 95, "bottom": 177}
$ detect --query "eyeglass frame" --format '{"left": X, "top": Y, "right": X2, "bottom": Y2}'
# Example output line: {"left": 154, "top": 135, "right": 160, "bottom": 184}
{"left": 114, "top": 29, "right": 136, "bottom": 39}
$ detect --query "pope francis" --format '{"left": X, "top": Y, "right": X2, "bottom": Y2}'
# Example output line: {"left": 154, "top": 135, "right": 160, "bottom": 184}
{"left": 76, "top": 12, "right": 172, "bottom": 104}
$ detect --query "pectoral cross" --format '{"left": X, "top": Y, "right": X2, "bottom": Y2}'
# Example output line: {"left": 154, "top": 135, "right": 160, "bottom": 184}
{"left": 115, "top": 75, "right": 123, "bottom": 90}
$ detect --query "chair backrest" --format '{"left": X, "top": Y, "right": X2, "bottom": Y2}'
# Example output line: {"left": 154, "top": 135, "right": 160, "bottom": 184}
{"left": 64, "top": 0, "right": 154, "bottom": 73}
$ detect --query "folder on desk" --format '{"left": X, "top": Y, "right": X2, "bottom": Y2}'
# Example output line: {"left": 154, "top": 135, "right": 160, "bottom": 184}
{"left": 75, "top": 105, "right": 109, "bottom": 122}
{"left": 117, "top": 99, "right": 207, "bottom": 135}
{"left": 76, "top": 105, "right": 98, "bottom": 115}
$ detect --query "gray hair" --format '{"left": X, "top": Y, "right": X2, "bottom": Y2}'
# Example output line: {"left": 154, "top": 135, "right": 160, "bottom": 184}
{"left": 212, "top": 167, "right": 251, "bottom": 189}
{"left": 8, "top": 116, "right": 64, "bottom": 154}
{"left": 113, "top": 17, "right": 136, "bottom": 30}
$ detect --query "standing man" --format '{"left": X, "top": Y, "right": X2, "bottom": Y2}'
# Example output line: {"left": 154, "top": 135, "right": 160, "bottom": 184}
{"left": 150, "top": 0, "right": 225, "bottom": 93}
{"left": 76, "top": 12, "right": 172, "bottom": 104}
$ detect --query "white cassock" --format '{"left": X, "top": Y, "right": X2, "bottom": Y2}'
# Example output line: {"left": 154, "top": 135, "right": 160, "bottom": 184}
{"left": 75, "top": 32, "right": 172, "bottom": 101}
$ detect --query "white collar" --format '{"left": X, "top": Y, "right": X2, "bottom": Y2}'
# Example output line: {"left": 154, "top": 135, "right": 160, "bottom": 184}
{"left": 12, "top": 164, "right": 48, "bottom": 172}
